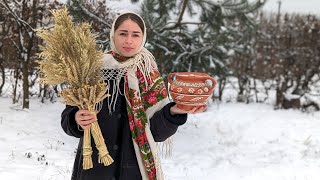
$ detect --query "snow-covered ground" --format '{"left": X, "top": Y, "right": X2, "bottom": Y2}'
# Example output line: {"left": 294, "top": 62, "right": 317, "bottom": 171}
{"left": 1, "top": 97, "right": 320, "bottom": 180}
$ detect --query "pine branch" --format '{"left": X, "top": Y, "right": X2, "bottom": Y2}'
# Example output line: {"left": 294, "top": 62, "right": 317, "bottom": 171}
{"left": 150, "top": 42, "right": 172, "bottom": 55}
{"left": 159, "top": 0, "right": 189, "bottom": 33}
{"left": 165, "top": 21, "right": 205, "bottom": 26}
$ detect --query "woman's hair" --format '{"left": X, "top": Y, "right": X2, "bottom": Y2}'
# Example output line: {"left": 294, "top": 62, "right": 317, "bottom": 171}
{"left": 114, "top": 13, "right": 144, "bottom": 33}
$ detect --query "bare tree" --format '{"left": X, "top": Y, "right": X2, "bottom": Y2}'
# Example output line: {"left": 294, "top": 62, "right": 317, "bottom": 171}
{"left": 0, "top": 0, "right": 63, "bottom": 108}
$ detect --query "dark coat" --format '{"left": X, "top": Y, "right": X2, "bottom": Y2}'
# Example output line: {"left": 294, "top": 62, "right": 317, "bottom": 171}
{"left": 61, "top": 78, "right": 187, "bottom": 180}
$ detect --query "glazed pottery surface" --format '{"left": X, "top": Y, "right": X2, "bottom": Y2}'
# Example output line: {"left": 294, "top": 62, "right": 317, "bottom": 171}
{"left": 168, "top": 72, "right": 217, "bottom": 111}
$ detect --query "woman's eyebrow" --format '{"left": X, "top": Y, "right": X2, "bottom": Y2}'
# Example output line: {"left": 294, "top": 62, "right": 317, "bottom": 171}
{"left": 118, "top": 29, "right": 141, "bottom": 34}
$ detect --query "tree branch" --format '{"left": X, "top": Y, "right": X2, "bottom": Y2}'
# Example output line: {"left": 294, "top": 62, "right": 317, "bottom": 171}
{"left": 150, "top": 42, "right": 172, "bottom": 56}
{"left": 165, "top": 21, "right": 205, "bottom": 26}
{"left": 159, "top": 0, "right": 188, "bottom": 33}
{"left": 78, "top": 3, "right": 111, "bottom": 29}
{"left": 0, "top": 0, "right": 35, "bottom": 32}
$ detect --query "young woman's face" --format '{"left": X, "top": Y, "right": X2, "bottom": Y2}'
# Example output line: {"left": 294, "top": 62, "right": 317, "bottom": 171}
{"left": 114, "top": 19, "right": 143, "bottom": 57}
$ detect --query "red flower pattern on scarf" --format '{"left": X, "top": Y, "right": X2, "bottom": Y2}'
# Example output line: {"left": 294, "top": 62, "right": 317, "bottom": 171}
{"left": 149, "top": 170, "right": 155, "bottom": 179}
{"left": 137, "top": 133, "right": 145, "bottom": 146}
{"left": 148, "top": 96, "right": 157, "bottom": 104}
{"left": 161, "top": 89, "right": 167, "bottom": 96}
{"left": 136, "top": 119, "right": 143, "bottom": 129}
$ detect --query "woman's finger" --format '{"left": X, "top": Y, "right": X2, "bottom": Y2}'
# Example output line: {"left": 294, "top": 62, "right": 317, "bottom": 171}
{"left": 78, "top": 112, "right": 97, "bottom": 120}
{"left": 82, "top": 121, "right": 92, "bottom": 126}
{"left": 194, "top": 108, "right": 204, "bottom": 114}
{"left": 183, "top": 107, "right": 197, "bottom": 114}
{"left": 80, "top": 118, "right": 96, "bottom": 126}
{"left": 198, "top": 105, "right": 207, "bottom": 112}
{"left": 81, "top": 116, "right": 97, "bottom": 124}
{"left": 81, "top": 124, "right": 92, "bottom": 130}
{"left": 189, "top": 105, "right": 207, "bottom": 114}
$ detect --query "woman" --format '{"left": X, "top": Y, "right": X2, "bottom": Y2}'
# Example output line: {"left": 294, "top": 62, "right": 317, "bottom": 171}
{"left": 61, "top": 11, "right": 207, "bottom": 180}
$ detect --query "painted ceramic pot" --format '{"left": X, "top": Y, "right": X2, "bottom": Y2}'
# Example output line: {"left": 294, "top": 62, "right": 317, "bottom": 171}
{"left": 168, "top": 72, "right": 217, "bottom": 111}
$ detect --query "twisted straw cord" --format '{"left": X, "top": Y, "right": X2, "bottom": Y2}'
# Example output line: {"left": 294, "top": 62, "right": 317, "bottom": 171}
{"left": 91, "top": 121, "right": 114, "bottom": 166}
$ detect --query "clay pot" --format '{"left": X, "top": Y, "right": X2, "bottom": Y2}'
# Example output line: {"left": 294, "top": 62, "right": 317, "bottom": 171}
{"left": 168, "top": 72, "right": 217, "bottom": 111}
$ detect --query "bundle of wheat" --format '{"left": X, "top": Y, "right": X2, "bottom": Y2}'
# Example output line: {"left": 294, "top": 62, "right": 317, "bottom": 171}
{"left": 37, "top": 7, "right": 113, "bottom": 170}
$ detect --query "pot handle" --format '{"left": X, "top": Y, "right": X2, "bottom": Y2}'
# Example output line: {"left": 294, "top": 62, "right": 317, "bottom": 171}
{"left": 206, "top": 77, "right": 217, "bottom": 89}
{"left": 167, "top": 73, "right": 176, "bottom": 84}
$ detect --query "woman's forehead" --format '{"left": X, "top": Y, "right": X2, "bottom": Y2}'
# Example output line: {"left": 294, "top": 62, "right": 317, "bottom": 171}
{"left": 116, "top": 19, "right": 143, "bottom": 33}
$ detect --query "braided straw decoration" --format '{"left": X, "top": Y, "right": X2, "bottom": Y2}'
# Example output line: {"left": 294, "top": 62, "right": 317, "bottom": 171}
{"left": 91, "top": 121, "right": 114, "bottom": 165}
{"left": 83, "top": 128, "right": 93, "bottom": 169}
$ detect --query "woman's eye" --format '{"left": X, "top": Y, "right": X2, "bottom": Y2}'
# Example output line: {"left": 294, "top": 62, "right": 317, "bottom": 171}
{"left": 133, "top": 34, "right": 140, "bottom": 37}
{"left": 120, "top": 33, "right": 127, "bottom": 36}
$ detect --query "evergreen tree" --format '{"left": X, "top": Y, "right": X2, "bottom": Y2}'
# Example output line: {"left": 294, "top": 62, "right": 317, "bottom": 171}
{"left": 142, "top": 0, "right": 265, "bottom": 100}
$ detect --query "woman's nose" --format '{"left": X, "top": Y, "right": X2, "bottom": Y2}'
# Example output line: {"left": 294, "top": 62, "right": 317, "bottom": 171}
{"left": 125, "top": 36, "right": 133, "bottom": 44}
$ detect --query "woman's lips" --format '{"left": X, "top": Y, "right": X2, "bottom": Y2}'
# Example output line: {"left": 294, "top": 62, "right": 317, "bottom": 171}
{"left": 123, "top": 47, "right": 134, "bottom": 51}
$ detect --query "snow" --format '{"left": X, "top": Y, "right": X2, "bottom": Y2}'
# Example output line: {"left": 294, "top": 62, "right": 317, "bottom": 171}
{"left": 263, "top": 0, "right": 320, "bottom": 15}
{"left": 0, "top": 98, "right": 76, "bottom": 179}
{"left": 57, "top": 0, "right": 141, "bottom": 13}
{"left": 107, "top": 0, "right": 141, "bottom": 13}
{"left": 1, "top": 97, "right": 320, "bottom": 180}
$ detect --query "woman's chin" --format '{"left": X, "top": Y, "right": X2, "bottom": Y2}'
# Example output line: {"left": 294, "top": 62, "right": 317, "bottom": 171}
{"left": 121, "top": 51, "right": 137, "bottom": 57}
{"left": 120, "top": 50, "right": 137, "bottom": 57}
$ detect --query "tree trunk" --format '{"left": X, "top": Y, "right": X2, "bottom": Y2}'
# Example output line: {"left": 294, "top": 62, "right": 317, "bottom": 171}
{"left": 275, "top": 79, "right": 288, "bottom": 109}
{"left": 40, "top": 84, "right": 46, "bottom": 103}
{"left": 12, "top": 68, "right": 19, "bottom": 104}
{"left": 275, "top": 85, "right": 284, "bottom": 109}
{"left": 237, "top": 77, "right": 248, "bottom": 103}
{"left": 0, "top": 63, "right": 5, "bottom": 96}
{"left": 22, "top": 61, "right": 29, "bottom": 109}
{"left": 217, "top": 78, "right": 226, "bottom": 101}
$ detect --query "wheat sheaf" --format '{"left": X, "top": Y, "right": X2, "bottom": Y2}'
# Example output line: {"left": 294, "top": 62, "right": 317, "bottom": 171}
{"left": 37, "top": 7, "right": 113, "bottom": 170}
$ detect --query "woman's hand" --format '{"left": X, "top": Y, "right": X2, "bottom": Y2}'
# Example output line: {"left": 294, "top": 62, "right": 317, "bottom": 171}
{"left": 75, "top": 109, "right": 97, "bottom": 130}
{"left": 170, "top": 104, "right": 208, "bottom": 115}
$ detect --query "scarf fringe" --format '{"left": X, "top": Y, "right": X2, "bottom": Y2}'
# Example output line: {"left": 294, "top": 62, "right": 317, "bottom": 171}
{"left": 101, "top": 48, "right": 157, "bottom": 113}
{"left": 157, "top": 138, "right": 173, "bottom": 159}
